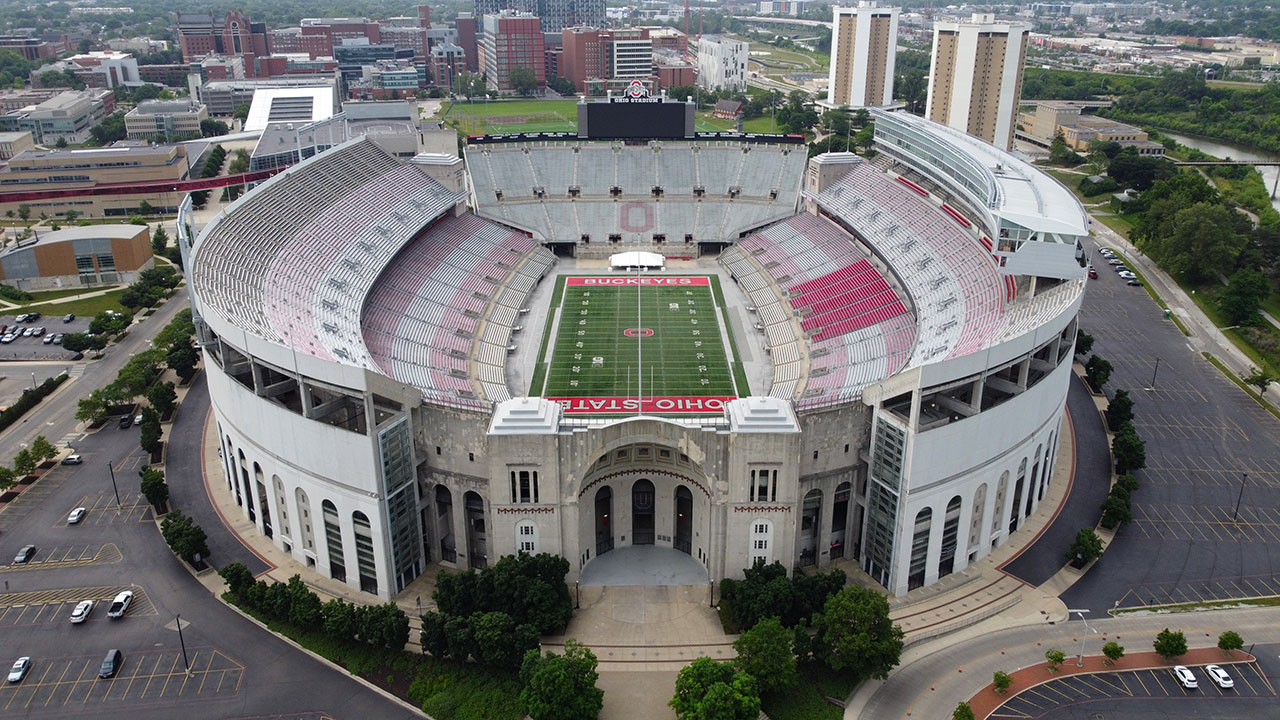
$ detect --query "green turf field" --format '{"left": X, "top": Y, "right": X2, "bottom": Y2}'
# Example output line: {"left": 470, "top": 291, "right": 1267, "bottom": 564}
{"left": 534, "top": 275, "right": 742, "bottom": 415}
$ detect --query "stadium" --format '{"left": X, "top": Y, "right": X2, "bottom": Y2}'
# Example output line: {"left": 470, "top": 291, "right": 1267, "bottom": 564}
{"left": 183, "top": 92, "right": 1089, "bottom": 600}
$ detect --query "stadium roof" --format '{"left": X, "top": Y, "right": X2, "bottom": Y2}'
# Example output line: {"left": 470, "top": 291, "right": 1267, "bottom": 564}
{"left": 243, "top": 86, "right": 336, "bottom": 132}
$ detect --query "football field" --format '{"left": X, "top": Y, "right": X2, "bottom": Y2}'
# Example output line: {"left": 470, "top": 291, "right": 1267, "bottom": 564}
{"left": 533, "top": 275, "right": 744, "bottom": 415}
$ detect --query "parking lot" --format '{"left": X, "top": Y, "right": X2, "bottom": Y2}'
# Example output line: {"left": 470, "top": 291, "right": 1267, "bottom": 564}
{"left": 0, "top": 647, "right": 244, "bottom": 712}
{"left": 1060, "top": 240, "right": 1280, "bottom": 614}
{"left": 57, "top": 493, "right": 154, "bottom": 527}
{"left": 0, "top": 585, "right": 154, "bottom": 627}
{"left": 0, "top": 312, "right": 92, "bottom": 361}
{"left": 992, "top": 661, "right": 1276, "bottom": 718}
{"left": 0, "top": 543, "right": 121, "bottom": 573}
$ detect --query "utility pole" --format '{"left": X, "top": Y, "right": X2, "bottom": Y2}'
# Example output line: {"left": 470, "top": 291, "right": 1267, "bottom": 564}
{"left": 1232, "top": 473, "right": 1248, "bottom": 524}
{"left": 177, "top": 613, "right": 191, "bottom": 675}
{"left": 107, "top": 461, "right": 121, "bottom": 508}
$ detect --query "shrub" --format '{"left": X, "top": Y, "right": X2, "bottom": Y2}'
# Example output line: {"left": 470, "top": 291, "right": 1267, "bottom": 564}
{"left": 1153, "top": 628, "right": 1188, "bottom": 659}
{"left": 1103, "top": 641, "right": 1125, "bottom": 665}
{"left": 993, "top": 670, "right": 1012, "bottom": 694}
{"left": 1086, "top": 355, "right": 1113, "bottom": 389}
{"left": 1218, "top": 630, "right": 1243, "bottom": 652}
{"left": 1066, "top": 527, "right": 1104, "bottom": 566}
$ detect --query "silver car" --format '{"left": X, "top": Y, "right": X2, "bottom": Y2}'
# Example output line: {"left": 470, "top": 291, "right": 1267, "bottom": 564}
{"left": 7, "top": 657, "right": 30, "bottom": 683}
{"left": 70, "top": 599, "right": 94, "bottom": 624}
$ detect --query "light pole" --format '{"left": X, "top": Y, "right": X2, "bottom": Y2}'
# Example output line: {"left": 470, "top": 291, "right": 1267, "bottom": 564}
{"left": 1145, "top": 357, "right": 1161, "bottom": 391}
{"left": 107, "top": 461, "right": 121, "bottom": 508}
{"left": 176, "top": 613, "right": 191, "bottom": 675}
{"left": 1232, "top": 472, "right": 1248, "bottom": 524}
{"left": 1067, "top": 608, "right": 1097, "bottom": 666}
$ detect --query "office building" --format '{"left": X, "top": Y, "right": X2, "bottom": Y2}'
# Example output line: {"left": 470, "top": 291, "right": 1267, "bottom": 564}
{"left": 177, "top": 10, "right": 270, "bottom": 63}
{"left": 125, "top": 100, "right": 209, "bottom": 141}
{"left": 0, "top": 144, "right": 191, "bottom": 217}
{"left": 0, "top": 131, "right": 33, "bottom": 160}
{"left": 33, "top": 51, "right": 140, "bottom": 89}
{"left": 827, "top": 3, "right": 899, "bottom": 108}
{"left": 431, "top": 43, "right": 466, "bottom": 89}
{"left": 456, "top": 14, "right": 480, "bottom": 72}
{"left": 474, "top": 0, "right": 606, "bottom": 33}
{"left": 480, "top": 12, "right": 546, "bottom": 94}
{"left": 697, "top": 35, "right": 748, "bottom": 91}
{"left": 926, "top": 13, "right": 1030, "bottom": 149}
{"left": 0, "top": 89, "right": 112, "bottom": 144}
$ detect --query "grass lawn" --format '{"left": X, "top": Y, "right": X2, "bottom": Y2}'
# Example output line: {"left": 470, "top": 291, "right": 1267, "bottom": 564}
{"left": 747, "top": 43, "right": 828, "bottom": 74}
{"left": 22, "top": 285, "right": 119, "bottom": 303}
{"left": 442, "top": 99, "right": 579, "bottom": 134}
{"left": 10, "top": 289, "right": 127, "bottom": 318}
{"left": 696, "top": 112, "right": 781, "bottom": 134}
{"left": 760, "top": 664, "right": 856, "bottom": 720}
{"left": 534, "top": 275, "right": 741, "bottom": 414}
{"left": 1093, "top": 212, "right": 1136, "bottom": 238}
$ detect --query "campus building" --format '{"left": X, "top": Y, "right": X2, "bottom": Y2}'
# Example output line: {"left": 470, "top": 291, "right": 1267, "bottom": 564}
{"left": 697, "top": 35, "right": 748, "bottom": 92}
{"left": 827, "top": 3, "right": 899, "bottom": 108}
{"left": 479, "top": 12, "right": 546, "bottom": 94}
{"left": 926, "top": 13, "right": 1030, "bottom": 149}
{"left": 0, "top": 224, "right": 153, "bottom": 289}
{"left": 177, "top": 10, "right": 271, "bottom": 63}
{"left": 124, "top": 100, "right": 209, "bottom": 141}
{"left": 0, "top": 144, "right": 192, "bottom": 217}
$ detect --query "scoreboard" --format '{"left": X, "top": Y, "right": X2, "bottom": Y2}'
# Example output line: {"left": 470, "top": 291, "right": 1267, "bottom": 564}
{"left": 577, "top": 84, "right": 694, "bottom": 140}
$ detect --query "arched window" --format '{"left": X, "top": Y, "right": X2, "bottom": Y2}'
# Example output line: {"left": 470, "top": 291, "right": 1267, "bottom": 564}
{"left": 516, "top": 520, "right": 538, "bottom": 554}
{"left": 273, "top": 475, "right": 289, "bottom": 537}
{"left": 295, "top": 487, "right": 314, "bottom": 551}
{"left": 909, "top": 507, "right": 931, "bottom": 590}
{"left": 352, "top": 510, "right": 377, "bottom": 594}
{"left": 938, "top": 496, "right": 962, "bottom": 578}
{"left": 992, "top": 471, "right": 1009, "bottom": 535}
{"left": 749, "top": 519, "right": 772, "bottom": 567}
{"left": 321, "top": 500, "right": 345, "bottom": 583}
{"left": 1033, "top": 443, "right": 1044, "bottom": 502}
{"left": 969, "top": 482, "right": 987, "bottom": 552}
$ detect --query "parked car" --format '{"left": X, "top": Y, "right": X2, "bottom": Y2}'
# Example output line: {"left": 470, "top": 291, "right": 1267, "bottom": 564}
{"left": 21, "top": 327, "right": 34, "bottom": 337}
{"left": 13, "top": 313, "right": 28, "bottom": 323}
{"left": 98, "top": 649, "right": 123, "bottom": 678}
{"left": 7, "top": 657, "right": 30, "bottom": 683}
{"left": 69, "top": 599, "right": 94, "bottom": 623}
{"left": 1173, "top": 665, "right": 1198, "bottom": 689}
{"left": 0, "top": 335, "right": 14, "bottom": 344}
{"left": 1205, "top": 665, "right": 1234, "bottom": 689}
{"left": 61, "top": 454, "right": 82, "bottom": 465}
{"left": 52, "top": 334, "right": 63, "bottom": 345}
{"left": 1107, "top": 258, "right": 1124, "bottom": 265}
{"left": 106, "top": 590, "right": 133, "bottom": 618}
{"left": 27, "top": 312, "right": 40, "bottom": 321}
{"left": 134, "top": 414, "right": 143, "bottom": 426}
{"left": 1118, "top": 271, "right": 1137, "bottom": 280}
{"left": 12, "top": 545, "right": 35, "bottom": 564}
{"left": 62, "top": 313, "right": 74, "bottom": 323}
{"left": 67, "top": 507, "right": 87, "bottom": 524}
{"left": 118, "top": 415, "right": 132, "bottom": 429}
{"left": 1127, "top": 279, "right": 1143, "bottom": 286}
{"left": 42, "top": 334, "right": 54, "bottom": 344}
{"left": 32, "top": 327, "right": 44, "bottom": 337}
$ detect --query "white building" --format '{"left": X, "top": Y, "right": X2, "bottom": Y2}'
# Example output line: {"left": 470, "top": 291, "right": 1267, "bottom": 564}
{"left": 925, "top": 13, "right": 1030, "bottom": 149}
{"left": 125, "top": 100, "right": 209, "bottom": 141}
{"left": 610, "top": 30, "right": 653, "bottom": 81}
{"left": 697, "top": 35, "right": 748, "bottom": 91}
{"left": 827, "top": 3, "right": 900, "bottom": 108}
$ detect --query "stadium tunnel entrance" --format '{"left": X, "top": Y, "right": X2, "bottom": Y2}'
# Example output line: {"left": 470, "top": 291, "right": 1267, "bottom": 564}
{"left": 577, "top": 442, "right": 712, "bottom": 586}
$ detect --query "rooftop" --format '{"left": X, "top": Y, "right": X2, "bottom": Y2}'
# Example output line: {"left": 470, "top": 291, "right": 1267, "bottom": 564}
{"left": 132, "top": 100, "right": 203, "bottom": 114}
{"left": 0, "top": 223, "right": 143, "bottom": 257}
{"left": 243, "top": 86, "right": 335, "bottom": 132}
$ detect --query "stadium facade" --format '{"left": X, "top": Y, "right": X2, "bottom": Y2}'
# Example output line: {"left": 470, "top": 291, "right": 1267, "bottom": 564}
{"left": 184, "top": 101, "right": 1088, "bottom": 600}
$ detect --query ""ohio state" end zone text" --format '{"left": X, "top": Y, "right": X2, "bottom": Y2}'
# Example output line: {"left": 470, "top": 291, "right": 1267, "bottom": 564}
{"left": 547, "top": 396, "right": 734, "bottom": 414}
{"left": 566, "top": 276, "right": 710, "bottom": 286}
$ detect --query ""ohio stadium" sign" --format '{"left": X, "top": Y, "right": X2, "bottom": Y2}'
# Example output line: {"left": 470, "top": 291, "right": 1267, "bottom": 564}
{"left": 547, "top": 396, "right": 736, "bottom": 414}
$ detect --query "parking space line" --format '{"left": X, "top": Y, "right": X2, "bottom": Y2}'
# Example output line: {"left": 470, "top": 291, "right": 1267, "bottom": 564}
{"left": 65, "top": 657, "right": 91, "bottom": 705}
{"left": 1036, "top": 682, "right": 1077, "bottom": 702}
{"left": 43, "top": 659, "right": 73, "bottom": 707}
{"left": 24, "top": 660, "right": 55, "bottom": 708}
{"left": 1249, "top": 661, "right": 1276, "bottom": 695}
{"left": 137, "top": 652, "right": 166, "bottom": 700}
{"left": 157, "top": 653, "right": 182, "bottom": 698}
{"left": 1146, "top": 670, "right": 1169, "bottom": 696}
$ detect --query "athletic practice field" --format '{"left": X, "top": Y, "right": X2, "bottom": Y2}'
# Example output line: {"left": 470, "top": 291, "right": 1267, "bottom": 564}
{"left": 531, "top": 275, "right": 747, "bottom": 415}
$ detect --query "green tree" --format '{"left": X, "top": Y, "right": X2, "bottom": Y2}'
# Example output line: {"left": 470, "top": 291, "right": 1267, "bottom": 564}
{"left": 1153, "top": 628, "right": 1188, "bottom": 660}
{"left": 1050, "top": 134, "right": 1084, "bottom": 166}
{"left": 993, "top": 670, "right": 1012, "bottom": 694}
{"left": 669, "top": 657, "right": 761, "bottom": 720}
{"left": 167, "top": 337, "right": 198, "bottom": 381}
{"left": 1045, "top": 648, "right": 1066, "bottom": 673}
{"left": 16, "top": 204, "right": 29, "bottom": 222}
{"left": 1243, "top": 367, "right": 1277, "bottom": 396}
{"left": 1220, "top": 267, "right": 1270, "bottom": 325}
{"left": 471, "top": 610, "right": 539, "bottom": 668}
{"left": 62, "top": 332, "right": 105, "bottom": 353}
{"left": 160, "top": 509, "right": 210, "bottom": 565}
{"left": 219, "top": 562, "right": 255, "bottom": 598}
{"left": 1075, "top": 329, "right": 1094, "bottom": 356}
{"left": 139, "top": 466, "right": 169, "bottom": 509}
{"left": 509, "top": 66, "right": 538, "bottom": 96}
{"left": 12, "top": 448, "right": 35, "bottom": 477}
{"left": 232, "top": 103, "right": 251, "bottom": 122}
{"left": 1102, "top": 641, "right": 1125, "bottom": 665}
{"left": 140, "top": 407, "right": 162, "bottom": 454}
{"left": 1218, "top": 630, "right": 1243, "bottom": 652}
{"left": 821, "top": 109, "right": 851, "bottom": 137}
{"left": 1141, "top": 202, "right": 1248, "bottom": 284}
{"left": 1113, "top": 424, "right": 1146, "bottom": 474}
{"left": 520, "top": 639, "right": 605, "bottom": 720}
{"left": 1106, "top": 389, "right": 1134, "bottom": 430}
{"left": 75, "top": 390, "right": 108, "bottom": 424}
{"left": 1100, "top": 491, "right": 1133, "bottom": 528}
{"left": 953, "top": 700, "right": 975, "bottom": 720}
{"left": 854, "top": 125, "right": 875, "bottom": 152}
{"left": 147, "top": 381, "right": 177, "bottom": 419}
{"left": 1085, "top": 355, "right": 1113, "bottom": 389}
{"left": 30, "top": 435, "right": 56, "bottom": 463}
{"left": 811, "top": 585, "right": 904, "bottom": 679}
{"left": 151, "top": 225, "right": 169, "bottom": 254}
{"left": 0, "top": 466, "right": 15, "bottom": 491}
{"left": 733, "top": 616, "right": 798, "bottom": 694}
{"left": 200, "top": 118, "right": 229, "bottom": 137}
{"left": 420, "top": 611, "right": 448, "bottom": 657}
{"left": 286, "top": 575, "right": 323, "bottom": 629}
{"left": 322, "top": 599, "right": 359, "bottom": 642}
{"left": 1067, "top": 527, "right": 1104, "bottom": 566}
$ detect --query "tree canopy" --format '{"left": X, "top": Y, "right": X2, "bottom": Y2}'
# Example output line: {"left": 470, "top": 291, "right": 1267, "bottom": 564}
{"left": 811, "top": 585, "right": 904, "bottom": 680}
{"left": 519, "top": 640, "right": 604, "bottom": 720}
{"left": 669, "top": 657, "right": 761, "bottom": 720}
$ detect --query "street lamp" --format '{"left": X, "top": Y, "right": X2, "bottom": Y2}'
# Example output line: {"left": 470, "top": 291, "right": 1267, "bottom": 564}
{"left": 1144, "top": 357, "right": 1161, "bottom": 391}
{"left": 176, "top": 613, "right": 191, "bottom": 675}
{"left": 1232, "top": 472, "right": 1248, "bottom": 524}
{"left": 1067, "top": 608, "right": 1097, "bottom": 666}
{"left": 106, "top": 461, "right": 121, "bottom": 508}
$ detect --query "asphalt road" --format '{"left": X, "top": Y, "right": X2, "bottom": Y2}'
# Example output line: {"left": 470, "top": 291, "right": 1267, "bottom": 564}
{"left": 0, "top": 288, "right": 418, "bottom": 718}
{"left": 0, "top": 293, "right": 188, "bottom": 462}
{"left": 1060, "top": 243, "right": 1280, "bottom": 614}
{"left": 1002, "top": 376, "right": 1113, "bottom": 585}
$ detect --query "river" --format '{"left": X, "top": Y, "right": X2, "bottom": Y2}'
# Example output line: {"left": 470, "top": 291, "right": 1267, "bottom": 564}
{"left": 1159, "top": 131, "right": 1280, "bottom": 215}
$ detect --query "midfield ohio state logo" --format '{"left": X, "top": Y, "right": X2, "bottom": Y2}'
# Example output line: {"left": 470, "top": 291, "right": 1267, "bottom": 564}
{"left": 625, "top": 80, "right": 649, "bottom": 99}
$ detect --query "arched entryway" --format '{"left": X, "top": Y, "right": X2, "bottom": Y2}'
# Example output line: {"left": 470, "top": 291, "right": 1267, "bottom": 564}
{"left": 632, "top": 479, "right": 655, "bottom": 545}
{"left": 831, "top": 482, "right": 851, "bottom": 559}
{"left": 800, "top": 489, "right": 822, "bottom": 566}
{"left": 464, "top": 491, "right": 487, "bottom": 569}
{"left": 435, "top": 486, "right": 455, "bottom": 563}
{"left": 595, "top": 487, "right": 614, "bottom": 556}
{"left": 674, "top": 486, "right": 693, "bottom": 554}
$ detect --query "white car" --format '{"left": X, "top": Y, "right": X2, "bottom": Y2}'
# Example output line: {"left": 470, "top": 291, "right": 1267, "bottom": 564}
{"left": 1118, "top": 271, "right": 1137, "bottom": 280}
{"left": 1205, "top": 664, "right": 1234, "bottom": 689}
{"left": 67, "top": 507, "right": 87, "bottom": 525}
{"left": 106, "top": 590, "right": 133, "bottom": 619}
{"left": 7, "top": 657, "right": 29, "bottom": 683}
{"left": 1173, "top": 665, "right": 1198, "bottom": 689}
{"left": 69, "top": 599, "right": 94, "bottom": 624}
